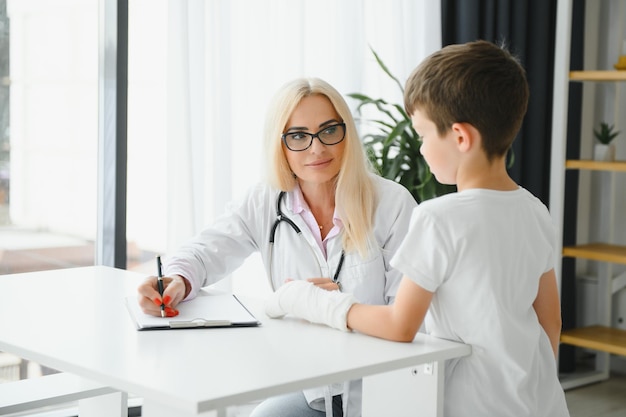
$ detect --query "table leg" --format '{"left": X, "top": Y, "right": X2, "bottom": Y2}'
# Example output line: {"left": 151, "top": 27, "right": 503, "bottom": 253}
{"left": 362, "top": 362, "right": 444, "bottom": 417}
{"left": 79, "top": 391, "right": 128, "bottom": 417}
{"left": 142, "top": 398, "right": 225, "bottom": 417}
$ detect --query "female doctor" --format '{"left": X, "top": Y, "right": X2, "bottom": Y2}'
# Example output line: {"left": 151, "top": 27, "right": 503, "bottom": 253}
{"left": 137, "top": 77, "right": 417, "bottom": 417}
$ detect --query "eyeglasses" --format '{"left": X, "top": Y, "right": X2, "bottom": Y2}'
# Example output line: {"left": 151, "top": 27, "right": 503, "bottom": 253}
{"left": 281, "top": 123, "right": 346, "bottom": 152}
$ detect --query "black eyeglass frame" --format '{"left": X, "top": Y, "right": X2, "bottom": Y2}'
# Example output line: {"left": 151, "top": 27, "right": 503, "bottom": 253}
{"left": 281, "top": 123, "right": 346, "bottom": 152}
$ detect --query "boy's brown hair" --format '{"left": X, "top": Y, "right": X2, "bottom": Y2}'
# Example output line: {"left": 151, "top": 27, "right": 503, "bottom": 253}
{"left": 404, "top": 40, "right": 529, "bottom": 161}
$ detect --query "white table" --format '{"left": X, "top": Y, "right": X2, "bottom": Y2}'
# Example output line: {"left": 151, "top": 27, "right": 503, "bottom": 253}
{"left": 0, "top": 266, "right": 470, "bottom": 417}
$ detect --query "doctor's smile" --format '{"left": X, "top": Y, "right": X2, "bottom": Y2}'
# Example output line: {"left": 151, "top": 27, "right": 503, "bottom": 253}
{"left": 306, "top": 158, "right": 334, "bottom": 168}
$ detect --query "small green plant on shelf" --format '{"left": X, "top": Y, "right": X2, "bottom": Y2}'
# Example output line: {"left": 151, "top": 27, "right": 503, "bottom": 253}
{"left": 593, "top": 122, "right": 620, "bottom": 145}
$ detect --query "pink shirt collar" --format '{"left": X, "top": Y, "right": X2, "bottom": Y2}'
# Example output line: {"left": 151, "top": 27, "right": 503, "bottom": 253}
{"left": 290, "top": 186, "right": 342, "bottom": 256}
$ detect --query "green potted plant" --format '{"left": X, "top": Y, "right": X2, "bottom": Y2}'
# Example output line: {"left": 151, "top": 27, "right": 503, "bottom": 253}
{"left": 593, "top": 122, "right": 620, "bottom": 161}
{"left": 348, "top": 48, "right": 455, "bottom": 203}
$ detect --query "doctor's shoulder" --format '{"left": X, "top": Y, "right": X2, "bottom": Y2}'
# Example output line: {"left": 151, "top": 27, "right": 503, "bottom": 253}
{"left": 370, "top": 176, "right": 418, "bottom": 244}
{"left": 222, "top": 183, "right": 277, "bottom": 220}
{"left": 372, "top": 175, "right": 418, "bottom": 211}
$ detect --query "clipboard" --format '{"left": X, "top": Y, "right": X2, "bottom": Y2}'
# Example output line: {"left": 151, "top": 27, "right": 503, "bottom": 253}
{"left": 125, "top": 292, "right": 261, "bottom": 330}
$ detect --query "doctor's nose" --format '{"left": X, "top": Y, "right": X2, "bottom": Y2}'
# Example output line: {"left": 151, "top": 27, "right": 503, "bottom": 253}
{"left": 309, "top": 136, "right": 327, "bottom": 152}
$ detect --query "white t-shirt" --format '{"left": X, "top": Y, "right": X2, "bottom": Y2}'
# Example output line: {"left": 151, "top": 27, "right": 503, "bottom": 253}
{"left": 390, "top": 187, "right": 570, "bottom": 417}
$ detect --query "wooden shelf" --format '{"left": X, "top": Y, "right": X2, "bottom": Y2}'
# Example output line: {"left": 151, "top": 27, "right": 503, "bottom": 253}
{"left": 569, "top": 70, "right": 626, "bottom": 81}
{"left": 560, "top": 326, "right": 626, "bottom": 357}
{"left": 566, "top": 160, "right": 626, "bottom": 172}
{"left": 562, "top": 243, "right": 626, "bottom": 265}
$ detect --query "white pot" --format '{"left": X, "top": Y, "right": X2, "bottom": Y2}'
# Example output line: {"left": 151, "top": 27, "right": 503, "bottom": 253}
{"left": 593, "top": 143, "right": 616, "bottom": 161}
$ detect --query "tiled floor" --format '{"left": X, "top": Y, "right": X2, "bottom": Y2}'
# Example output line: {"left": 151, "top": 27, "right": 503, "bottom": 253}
{"left": 566, "top": 372, "right": 626, "bottom": 417}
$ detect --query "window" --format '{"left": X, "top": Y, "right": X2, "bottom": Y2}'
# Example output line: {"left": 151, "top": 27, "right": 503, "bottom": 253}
{"left": 0, "top": 0, "right": 99, "bottom": 382}
{"left": 0, "top": 0, "right": 98, "bottom": 274}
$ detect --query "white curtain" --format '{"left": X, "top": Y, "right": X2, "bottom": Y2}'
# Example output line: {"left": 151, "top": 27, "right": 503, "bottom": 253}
{"left": 165, "top": 0, "right": 442, "bottom": 292}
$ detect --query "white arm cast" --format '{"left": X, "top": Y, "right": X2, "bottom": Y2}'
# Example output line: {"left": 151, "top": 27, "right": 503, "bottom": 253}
{"left": 265, "top": 280, "right": 357, "bottom": 332}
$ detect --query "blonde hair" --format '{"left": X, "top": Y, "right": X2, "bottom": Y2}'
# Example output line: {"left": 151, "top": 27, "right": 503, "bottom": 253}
{"left": 263, "top": 77, "right": 377, "bottom": 257}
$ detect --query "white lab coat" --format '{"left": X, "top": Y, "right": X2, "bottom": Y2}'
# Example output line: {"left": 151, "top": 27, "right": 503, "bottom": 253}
{"left": 165, "top": 174, "right": 417, "bottom": 417}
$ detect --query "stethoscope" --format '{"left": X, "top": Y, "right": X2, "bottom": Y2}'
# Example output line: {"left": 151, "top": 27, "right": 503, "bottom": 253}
{"left": 268, "top": 191, "right": 345, "bottom": 291}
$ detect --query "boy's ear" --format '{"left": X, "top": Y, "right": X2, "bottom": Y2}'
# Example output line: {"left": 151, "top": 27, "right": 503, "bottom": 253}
{"left": 451, "top": 122, "right": 479, "bottom": 153}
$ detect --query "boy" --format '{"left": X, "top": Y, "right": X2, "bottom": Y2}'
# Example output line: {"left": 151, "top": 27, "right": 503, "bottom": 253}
{"left": 266, "top": 40, "right": 570, "bottom": 416}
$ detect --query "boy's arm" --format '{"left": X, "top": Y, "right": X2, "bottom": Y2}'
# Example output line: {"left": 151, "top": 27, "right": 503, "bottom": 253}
{"left": 348, "top": 277, "right": 433, "bottom": 342}
{"left": 532, "top": 269, "right": 562, "bottom": 357}
{"left": 265, "top": 276, "right": 432, "bottom": 342}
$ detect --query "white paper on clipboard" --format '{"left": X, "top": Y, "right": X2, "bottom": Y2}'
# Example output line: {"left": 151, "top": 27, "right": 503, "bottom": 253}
{"left": 125, "top": 292, "right": 260, "bottom": 330}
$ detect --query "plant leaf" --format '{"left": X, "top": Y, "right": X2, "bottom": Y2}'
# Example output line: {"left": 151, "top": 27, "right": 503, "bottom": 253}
{"left": 369, "top": 45, "right": 404, "bottom": 93}
{"left": 351, "top": 47, "right": 455, "bottom": 203}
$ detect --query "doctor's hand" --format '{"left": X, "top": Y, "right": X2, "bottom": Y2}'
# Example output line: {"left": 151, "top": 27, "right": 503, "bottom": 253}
{"left": 306, "top": 277, "right": 342, "bottom": 291}
{"left": 137, "top": 274, "right": 189, "bottom": 317}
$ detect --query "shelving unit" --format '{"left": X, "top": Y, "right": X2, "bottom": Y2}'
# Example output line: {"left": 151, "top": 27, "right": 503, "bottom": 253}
{"left": 550, "top": 0, "right": 626, "bottom": 390}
